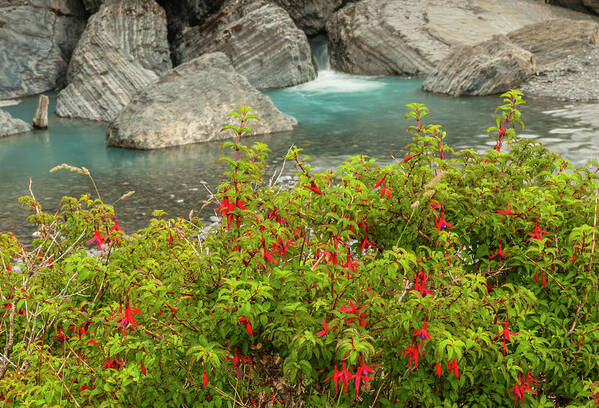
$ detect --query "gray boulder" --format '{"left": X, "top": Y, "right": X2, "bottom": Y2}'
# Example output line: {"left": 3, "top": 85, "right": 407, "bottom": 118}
{"left": 56, "top": 0, "right": 172, "bottom": 122}
{"left": 423, "top": 36, "right": 537, "bottom": 96}
{"left": 326, "top": 0, "right": 594, "bottom": 76}
{"left": 174, "top": 0, "right": 316, "bottom": 90}
{"left": 0, "top": 109, "right": 32, "bottom": 138}
{"left": 106, "top": 52, "right": 297, "bottom": 150}
{"left": 506, "top": 19, "right": 599, "bottom": 68}
{"left": 0, "top": 0, "right": 86, "bottom": 99}
{"left": 273, "top": 0, "right": 346, "bottom": 36}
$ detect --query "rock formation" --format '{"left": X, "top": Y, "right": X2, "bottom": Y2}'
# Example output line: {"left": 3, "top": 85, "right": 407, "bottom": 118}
{"left": 174, "top": 0, "right": 316, "bottom": 90}
{"left": 422, "top": 36, "right": 537, "bottom": 96}
{"left": 548, "top": 0, "right": 599, "bottom": 15}
{"left": 506, "top": 19, "right": 599, "bottom": 68}
{"left": 81, "top": 0, "right": 104, "bottom": 14}
{"left": 106, "top": 53, "right": 297, "bottom": 150}
{"left": 326, "top": 0, "right": 594, "bottom": 76}
{"left": 273, "top": 0, "right": 346, "bottom": 36}
{"left": 0, "top": 109, "right": 32, "bottom": 137}
{"left": 0, "top": 0, "right": 86, "bottom": 99}
{"left": 32, "top": 94, "right": 49, "bottom": 129}
{"left": 56, "top": 0, "right": 172, "bottom": 122}
{"left": 423, "top": 18, "right": 599, "bottom": 96}
{"left": 157, "top": 0, "right": 226, "bottom": 43}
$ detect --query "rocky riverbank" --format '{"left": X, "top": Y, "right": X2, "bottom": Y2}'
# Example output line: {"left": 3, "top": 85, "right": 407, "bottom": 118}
{"left": 521, "top": 44, "right": 599, "bottom": 101}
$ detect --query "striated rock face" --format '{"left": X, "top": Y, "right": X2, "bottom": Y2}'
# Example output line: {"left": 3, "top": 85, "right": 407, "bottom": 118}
{"left": 0, "top": 109, "right": 32, "bottom": 138}
{"left": 81, "top": 0, "right": 103, "bottom": 14}
{"left": 174, "top": 0, "right": 316, "bottom": 90}
{"left": 423, "top": 36, "right": 537, "bottom": 96}
{"left": 506, "top": 19, "right": 599, "bottom": 68}
{"left": 106, "top": 52, "right": 297, "bottom": 150}
{"left": 273, "top": 0, "right": 346, "bottom": 36}
{"left": 0, "top": 0, "right": 86, "bottom": 99}
{"left": 56, "top": 0, "right": 172, "bottom": 122}
{"left": 158, "top": 0, "right": 226, "bottom": 43}
{"left": 327, "top": 0, "right": 594, "bottom": 76}
{"left": 548, "top": 0, "right": 599, "bottom": 15}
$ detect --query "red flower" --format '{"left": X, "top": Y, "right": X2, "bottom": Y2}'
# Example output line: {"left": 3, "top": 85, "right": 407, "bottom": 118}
{"left": 344, "top": 253, "right": 360, "bottom": 278}
{"left": 317, "top": 316, "right": 329, "bottom": 337}
{"left": 227, "top": 347, "right": 252, "bottom": 377}
{"left": 435, "top": 211, "right": 455, "bottom": 232}
{"left": 435, "top": 363, "right": 442, "bottom": 378}
{"left": 203, "top": 363, "right": 209, "bottom": 388}
{"left": 361, "top": 236, "right": 374, "bottom": 254}
{"left": 264, "top": 247, "right": 280, "bottom": 265}
{"left": 527, "top": 221, "right": 550, "bottom": 242}
{"left": 88, "top": 229, "right": 105, "bottom": 250}
{"left": 496, "top": 203, "right": 516, "bottom": 216}
{"left": 87, "top": 339, "right": 101, "bottom": 346}
{"left": 102, "top": 355, "right": 126, "bottom": 370}
{"left": 492, "top": 321, "right": 519, "bottom": 355}
{"left": 402, "top": 342, "right": 419, "bottom": 371}
{"left": 116, "top": 302, "right": 142, "bottom": 338}
{"left": 413, "top": 320, "right": 432, "bottom": 341}
{"left": 323, "top": 363, "right": 341, "bottom": 393}
{"left": 490, "top": 240, "right": 511, "bottom": 260}
{"left": 337, "top": 300, "right": 368, "bottom": 328}
{"left": 507, "top": 378, "right": 524, "bottom": 406}
{"left": 140, "top": 360, "right": 147, "bottom": 376}
{"left": 110, "top": 217, "right": 125, "bottom": 233}
{"left": 305, "top": 180, "right": 324, "bottom": 195}
{"left": 352, "top": 361, "right": 377, "bottom": 400}
{"left": 54, "top": 329, "right": 69, "bottom": 343}
{"left": 238, "top": 317, "right": 253, "bottom": 336}
{"left": 447, "top": 357, "right": 459, "bottom": 379}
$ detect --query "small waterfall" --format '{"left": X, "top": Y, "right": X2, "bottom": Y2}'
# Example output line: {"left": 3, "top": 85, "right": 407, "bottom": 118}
{"left": 289, "top": 35, "right": 384, "bottom": 93}
{"left": 310, "top": 35, "right": 331, "bottom": 73}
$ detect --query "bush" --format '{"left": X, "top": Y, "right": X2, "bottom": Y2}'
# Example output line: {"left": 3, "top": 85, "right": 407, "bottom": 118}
{"left": 1, "top": 92, "right": 599, "bottom": 407}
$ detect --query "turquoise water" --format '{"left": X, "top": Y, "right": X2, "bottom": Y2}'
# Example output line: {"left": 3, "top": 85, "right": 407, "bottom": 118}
{"left": 1, "top": 74, "right": 598, "bottom": 240}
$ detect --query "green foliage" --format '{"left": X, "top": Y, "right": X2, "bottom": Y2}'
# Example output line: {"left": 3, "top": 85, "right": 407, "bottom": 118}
{"left": 1, "top": 93, "right": 599, "bottom": 407}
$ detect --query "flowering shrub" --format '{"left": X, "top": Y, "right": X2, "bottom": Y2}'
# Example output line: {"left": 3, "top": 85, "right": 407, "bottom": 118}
{"left": 1, "top": 91, "right": 599, "bottom": 407}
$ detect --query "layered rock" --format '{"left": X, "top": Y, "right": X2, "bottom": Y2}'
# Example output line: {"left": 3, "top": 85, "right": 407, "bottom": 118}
{"left": 56, "top": 0, "right": 172, "bottom": 122}
{"left": 0, "top": 109, "right": 32, "bottom": 138}
{"left": 423, "top": 36, "right": 537, "bottom": 96}
{"left": 548, "top": 0, "right": 599, "bottom": 15}
{"left": 327, "top": 0, "right": 594, "bottom": 76}
{"left": 0, "top": 0, "right": 86, "bottom": 99}
{"left": 174, "top": 0, "right": 316, "bottom": 90}
{"left": 81, "top": 0, "right": 103, "bottom": 14}
{"left": 506, "top": 19, "right": 599, "bottom": 68}
{"left": 106, "top": 53, "right": 297, "bottom": 150}
{"left": 158, "top": 0, "right": 226, "bottom": 43}
{"left": 273, "top": 0, "right": 346, "bottom": 36}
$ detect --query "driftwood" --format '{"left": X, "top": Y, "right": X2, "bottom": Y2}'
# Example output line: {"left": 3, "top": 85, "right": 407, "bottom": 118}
{"left": 32, "top": 94, "right": 49, "bottom": 129}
